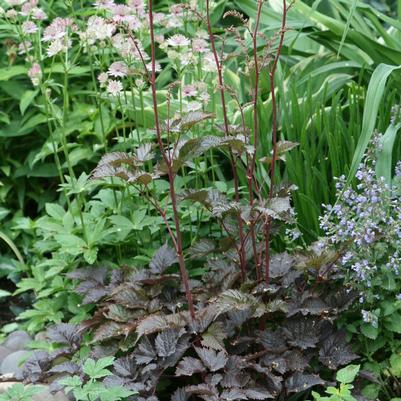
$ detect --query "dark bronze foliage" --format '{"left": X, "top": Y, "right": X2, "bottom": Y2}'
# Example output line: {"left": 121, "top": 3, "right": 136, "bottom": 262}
{"left": 21, "top": 243, "right": 358, "bottom": 400}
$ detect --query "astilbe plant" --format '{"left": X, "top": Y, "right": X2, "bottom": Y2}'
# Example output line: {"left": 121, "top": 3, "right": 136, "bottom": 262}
{"left": 20, "top": 245, "right": 359, "bottom": 400}
{"left": 87, "top": 0, "right": 294, "bottom": 308}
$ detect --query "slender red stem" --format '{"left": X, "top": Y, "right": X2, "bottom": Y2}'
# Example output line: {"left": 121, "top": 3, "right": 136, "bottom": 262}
{"left": 206, "top": 0, "right": 246, "bottom": 280}
{"left": 265, "top": 0, "right": 287, "bottom": 285}
{"left": 148, "top": 0, "right": 195, "bottom": 320}
{"left": 249, "top": 0, "right": 264, "bottom": 281}
{"left": 142, "top": 190, "right": 178, "bottom": 250}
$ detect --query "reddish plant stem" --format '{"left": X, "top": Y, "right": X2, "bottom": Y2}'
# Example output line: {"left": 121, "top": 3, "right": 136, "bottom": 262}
{"left": 142, "top": 190, "right": 178, "bottom": 250}
{"left": 127, "top": 31, "right": 150, "bottom": 79}
{"left": 206, "top": 0, "right": 246, "bottom": 280}
{"left": 249, "top": 0, "right": 264, "bottom": 281}
{"left": 148, "top": 0, "right": 195, "bottom": 320}
{"left": 265, "top": 0, "right": 287, "bottom": 285}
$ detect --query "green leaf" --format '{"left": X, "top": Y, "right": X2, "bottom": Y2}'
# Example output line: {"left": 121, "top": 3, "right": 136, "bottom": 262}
{"left": 20, "top": 90, "right": 38, "bottom": 115}
{"left": 361, "top": 323, "right": 379, "bottom": 339}
{"left": 83, "top": 247, "right": 98, "bottom": 265}
{"left": 45, "top": 203, "right": 66, "bottom": 221}
{"left": 99, "top": 386, "right": 137, "bottom": 401}
{"left": 384, "top": 313, "right": 401, "bottom": 333}
{"left": 337, "top": 0, "right": 358, "bottom": 57}
{"left": 0, "top": 65, "right": 27, "bottom": 81}
{"left": 82, "top": 357, "right": 115, "bottom": 379}
{"left": 376, "top": 123, "right": 401, "bottom": 185}
{"left": 336, "top": 364, "right": 360, "bottom": 384}
{"left": 54, "top": 234, "right": 86, "bottom": 256}
{"left": 362, "top": 383, "right": 380, "bottom": 400}
{"left": 0, "top": 289, "right": 11, "bottom": 298}
{"left": 109, "top": 215, "right": 134, "bottom": 231}
{"left": 347, "top": 64, "right": 401, "bottom": 186}
{"left": 390, "top": 354, "right": 401, "bottom": 377}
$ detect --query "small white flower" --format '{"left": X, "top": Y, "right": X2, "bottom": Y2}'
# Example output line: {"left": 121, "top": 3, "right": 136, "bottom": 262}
{"left": 22, "top": 21, "right": 38, "bottom": 34}
{"left": 199, "top": 92, "right": 210, "bottom": 104}
{"left": 146, "top": 61, "right": 161, "bottom": 73}
{"left": 202, "top": 52, "right": 217, "bottom": 72}
{"left": 108, "top": 61, "right": 128, "bottom": 78}
{"left": 192, "top": 38, "right": 209, "bottom": 53}
{"left": 135, "top": 78, "right": 145, "bottom": 89}
{"left": 97, "top": 72, "right": 108, "bottom": 87}
{"left": 185, "top": 101, "right": 202, "bottom": 112}
{"left": 5, "top": 9, "right": 18, "bottom": 19}
{"left": 28, "top": 62, "right": 42, "bottom": 86}
{"left": 32, "top": 7, "right": 47, "bottom": 20}
{"left": 47, "top": 39, "right": 69, "bottom": 57}
{"left": 166, "top": 34, "right": 190, "bottom": 47}
{"left": 182, "top": 84, "right": 197, "bottom": 98}
{"left": 107, "top": 79, "right": 123, "bottom": 96}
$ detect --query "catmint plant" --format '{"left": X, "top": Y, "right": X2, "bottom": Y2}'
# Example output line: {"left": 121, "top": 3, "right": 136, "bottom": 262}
{"left": 320, "top": 136, "right": 401, "bottom": 302}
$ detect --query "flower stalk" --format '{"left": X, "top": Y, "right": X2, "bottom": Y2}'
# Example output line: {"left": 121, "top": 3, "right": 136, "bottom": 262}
{"left": 148, "top": 0, "right": 196, "bottom": 320}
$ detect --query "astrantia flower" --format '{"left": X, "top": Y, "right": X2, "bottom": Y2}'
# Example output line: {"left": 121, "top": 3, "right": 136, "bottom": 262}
{"left": 20, "top": 1, "right": 34, "bottom": 15}
{"left": 135, "top": 78, "right": 145, "bottom": 89}
{"left": 202, "top": 52, "right": 217, "bottom": 72}
{"left": 110, "top": 4, "right": 131, "bottom": 23}
{"left": 199, "top": 92, "right": 210, "bottom": 104}
{"left": 153, "top": 12, "right": 165, "bottom": 25}
{"left": 185, "top": 101, "right": 202, "bottom": 112}
{"left": 31, "top": 7, "right": 47, "bottom": 20}
{"left": 6, "top": 0, "right": 25, "bottom": 6}
{"left": 170, "top": 4, "right": 185, "bottom": 16}
{"left": 85, "top": 16, "right": 115, "bottom": 43}
{"left": 179, "top": 52, "right": 194, "bottom": 67}
{"left": 22, "top": 21, "right": 38, "bottom": 34}
{"left": 164, "top": 15, "right": 181, "bottom": 29}
{"left": 28, "top": 62, "right": 42, "bottom": 86}
{"left": 18, "top": 40, "right": 32, "bottom": 54}
{"left": 155, "top": 34, "right": 164, "bottom": 44}
{"left": 47, "top": 39, "right": 70, "bottom": 57}
{"left": 128, "top": 0, "right": 146, "bottom": 16}
{"left": 192, "top": 38, "right": 209, "bottom": 53}
{"left": 5, "top": 9, "right": 18, "bottom": 19}
{"left": 166, "top": 34, "right": 190, "bottom": 47}
{"left": 107, "top": 79, "right": 123, "bottom": 96}
{"left": 108, "top": 61, "right": 129, "bottom": 78}
{"left": 93, "top": 0, "right": 114, "bottom": 9}
{"left": 43, "top": 17, "right": 74, "bottom": 42}
{"left": 124, "top": 15, "right": 142, "bottom": 31}
{"left": 182, "top": 84, "right": 197, "bottom": 98}
{"left": 98, "top": 72, "right": 108, "bottom": 87}
{"left": 112, "top": 34, "right": 149, "bottom": 61}
{"left": 145, "top": 61, "right": 161, "bottom": 73}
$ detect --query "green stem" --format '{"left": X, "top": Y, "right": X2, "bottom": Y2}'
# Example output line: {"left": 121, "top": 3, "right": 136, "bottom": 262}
{"left": 398, "top": 0, "right": 401, "bottom": 21}
{"left": 0, "top": 230, "right": 24, "bottom": 265}
{"left": 61, "top": 59, "right": 88, "bottom": 243}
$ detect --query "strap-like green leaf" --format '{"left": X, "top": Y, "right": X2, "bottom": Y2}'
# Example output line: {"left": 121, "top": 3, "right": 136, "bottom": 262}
{"left": 347, "top": 64, "right": 401, "bottom": 185}
{"left": 376, "top": 122, "right": 401, "bottom": 185}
